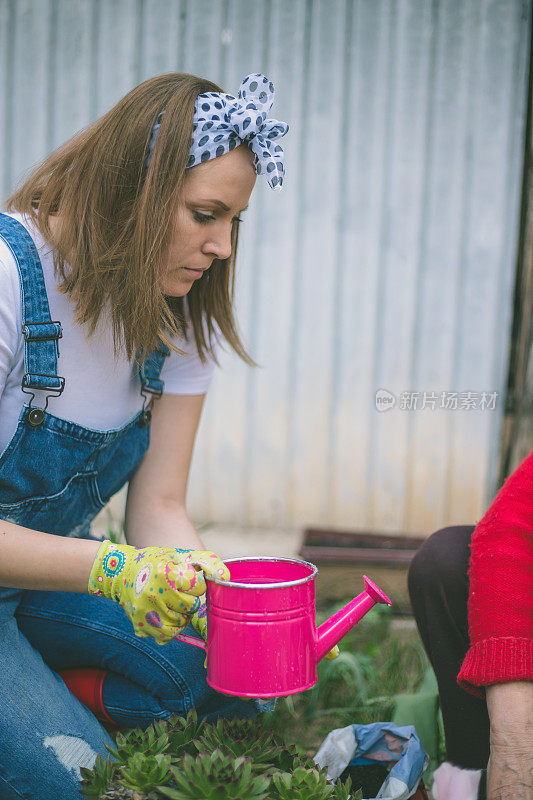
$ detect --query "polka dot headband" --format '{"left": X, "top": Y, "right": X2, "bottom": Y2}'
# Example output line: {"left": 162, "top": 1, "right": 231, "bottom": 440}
{"left": 147, "top": 73, "right": 289, "bottom": 190}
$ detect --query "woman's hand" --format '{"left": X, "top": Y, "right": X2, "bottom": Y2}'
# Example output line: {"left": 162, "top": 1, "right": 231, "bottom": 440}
{"left": 487, "top": 744, "right": 533, "bottom": 799}
{"left": 88, "top": 541, "right": 229, "bottom": 644}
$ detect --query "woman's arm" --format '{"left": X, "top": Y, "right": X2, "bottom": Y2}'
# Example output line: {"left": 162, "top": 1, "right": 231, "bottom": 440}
{"left": 0, "top": 517, "right": 101, "bottom": 591}
{"left": 486, "top": 682, "right": 533, "bottom": 799}
{"left": 458, "top": 450, "right": 533, "bottom": 693}
{"left": 0, "top": 391, "right": 209, "bottom": 596}
{"left": 456, "top": 452, "right": 533, "bottom": 797}
{"left": 124, "top": 393, "right": 207, "bottom": 550}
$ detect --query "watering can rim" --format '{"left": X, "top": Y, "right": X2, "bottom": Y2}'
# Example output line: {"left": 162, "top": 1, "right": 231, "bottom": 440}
{"left": 206, "top": 555, "right": 318, "bottom": 589}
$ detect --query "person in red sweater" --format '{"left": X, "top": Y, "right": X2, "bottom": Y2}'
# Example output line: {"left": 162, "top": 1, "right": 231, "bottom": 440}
{"left": 408, "top": 449, "right": 533, "bottom": 800}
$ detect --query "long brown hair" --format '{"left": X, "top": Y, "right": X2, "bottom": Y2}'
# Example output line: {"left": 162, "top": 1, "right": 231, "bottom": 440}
{"left": 5, "top": 73, "right": 253, "bottom": 365}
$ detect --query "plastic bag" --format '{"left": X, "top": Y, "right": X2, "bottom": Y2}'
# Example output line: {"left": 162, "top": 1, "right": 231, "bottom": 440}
{"left": 314, "top": 721, "right": 428, "bottom": 800}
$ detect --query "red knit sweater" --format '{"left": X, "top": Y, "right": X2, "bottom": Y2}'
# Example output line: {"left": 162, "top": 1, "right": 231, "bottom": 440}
{"left": 458, "top": 449, "right": 533, "bottom": 697}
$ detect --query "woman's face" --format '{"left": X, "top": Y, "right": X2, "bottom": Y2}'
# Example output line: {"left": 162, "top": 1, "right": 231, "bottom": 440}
{"left": 160, "top": 144, "right": 256, "bottom": 296}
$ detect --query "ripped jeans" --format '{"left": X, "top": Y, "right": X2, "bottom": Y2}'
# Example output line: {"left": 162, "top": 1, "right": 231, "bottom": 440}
{"left": 0, "top": 588, "right": 260, "bottom": 800}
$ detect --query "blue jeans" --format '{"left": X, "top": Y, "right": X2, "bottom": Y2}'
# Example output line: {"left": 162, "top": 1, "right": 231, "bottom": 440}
{"left": 0, "top": 588, "right": 258, "bottom": 800}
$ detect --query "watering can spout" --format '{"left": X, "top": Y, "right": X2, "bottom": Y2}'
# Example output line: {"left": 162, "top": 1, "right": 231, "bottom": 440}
{"left": 315, "top": 576, "right": 392, "bottom": 662}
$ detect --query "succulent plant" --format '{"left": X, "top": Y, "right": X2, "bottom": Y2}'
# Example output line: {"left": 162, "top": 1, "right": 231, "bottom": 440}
{"left": 119, "top": 752, "right": 172, "bottom": 793}
{"left": 106, "top": 726, "right": 170, "bottom": 763}
{"left": 157, "top": 709, "right": 206, "bottom": 758}
{"left": 270, "top": 765, "right": 338, "bottom": 800}
{"left": 193, "top": 717, "right": 281, "bottom": 772}
{"left": 157, "top": 749, "right": 270, "bottom": 800}
{"left": 79, "top": 752, "right": 116, "bottom": 798}
{"left": 81, "top": 712, "right": 356, "bottom": 800}
{"left": 270, "top": 741, "right": 312, "bottom": 773}
{"left": 331, "top": 775, "right": 356, "bottom": 799}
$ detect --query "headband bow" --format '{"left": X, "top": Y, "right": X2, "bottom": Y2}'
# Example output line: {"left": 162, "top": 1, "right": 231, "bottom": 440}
{"left": 147, "top": 73, "right": 289, "bottom": 190}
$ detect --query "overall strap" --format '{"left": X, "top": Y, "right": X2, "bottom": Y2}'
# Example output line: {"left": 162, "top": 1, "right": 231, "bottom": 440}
{"left": 0, "top": 214, "right": 64, "bottom": 423}
{"left": 137, "top": 341, "right": 170, "bottom": 425}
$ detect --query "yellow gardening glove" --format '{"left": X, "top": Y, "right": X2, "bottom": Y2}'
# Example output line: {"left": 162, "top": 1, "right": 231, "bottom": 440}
{"left": 88, "top": 541, "right": 229, "bottom": 645}
{"left": 190, "top": 602, "right": 208, "bottom": 642}
{"left": 189, "top": 602, "right": 209, "bottom": 668}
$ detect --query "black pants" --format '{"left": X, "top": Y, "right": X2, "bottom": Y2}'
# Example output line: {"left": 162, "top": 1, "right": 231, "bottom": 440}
{"left": 408, "top": 526, "right": 490, "bottom": 770}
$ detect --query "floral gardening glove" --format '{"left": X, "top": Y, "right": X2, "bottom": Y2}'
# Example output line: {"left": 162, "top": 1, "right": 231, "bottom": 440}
{"left": 189, "top": 602, "right": 209, "bottom": 668}
{"left": 88, "top": 541, "right": 229, "bottom": 645}
{"left": 190, "top": 602, "right": 208, "bottom": 642}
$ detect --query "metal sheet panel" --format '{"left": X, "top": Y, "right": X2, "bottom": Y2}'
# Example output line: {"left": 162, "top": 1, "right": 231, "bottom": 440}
{"left": 0, "top": 0, "right": 530, "bottom": 534}
{"left": 52, "top": 0, "right": 94, "bottom": 145}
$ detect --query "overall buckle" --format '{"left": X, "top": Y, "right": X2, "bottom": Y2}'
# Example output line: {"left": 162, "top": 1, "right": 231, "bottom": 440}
{"left": 22, "top": 321, "right": 63, "bottom": 342}
{"left": 22, "top": 373, "right": 66, "bottom": 427}
{"left": 139, "top": 377, "right": 163, "bottom": 426}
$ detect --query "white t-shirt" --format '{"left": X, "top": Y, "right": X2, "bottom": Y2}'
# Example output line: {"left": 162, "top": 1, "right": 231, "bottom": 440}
{"left": 0, "top": 212, "right": 216, "bottom": 456}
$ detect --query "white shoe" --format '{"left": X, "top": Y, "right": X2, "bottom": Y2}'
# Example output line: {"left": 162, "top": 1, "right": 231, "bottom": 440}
{"left": 432, "top": 762, "right": 482, "bottom": 800}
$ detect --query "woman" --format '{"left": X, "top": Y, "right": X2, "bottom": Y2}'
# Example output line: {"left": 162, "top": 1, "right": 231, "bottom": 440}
{"left": 0, "top": 71, "right": 288, "bottom": 800}
{"left": 408, "top": 450, "right": 533, "bottom": 800}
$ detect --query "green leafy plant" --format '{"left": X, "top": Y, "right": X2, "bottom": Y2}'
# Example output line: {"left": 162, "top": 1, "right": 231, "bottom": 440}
{"left": 269, "top": 740, "right": 309, "bottom": 773}
{"left": 331, "top": 775, "right": 359, "bottom": 799}
{"left": 271, "top": 765, "right": 356, "bottom": 800}
{"left": 194, "top": 718, "right": 282, "bottom": 772}
{"left": 120, "top": 752, "right": 172, "bottom": 793}
{"left": 79, "top": 753, "right": 116, "bottom": 799}
{"left": 80, "top": 712, "right": 356, "bottom": 799}
{"left": 158, "top": 750, "right": 270, "bottom": 800}
{"left": 162, "top": 709, "right": 206, "bottom": 756}
{"left": 106, "top": 726, "right": 170, "bottom": 763}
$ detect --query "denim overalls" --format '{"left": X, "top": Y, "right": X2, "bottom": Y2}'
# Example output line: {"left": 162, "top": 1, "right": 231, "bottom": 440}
{"left": 0, "top": 215, "right": 255, "bottom": 800}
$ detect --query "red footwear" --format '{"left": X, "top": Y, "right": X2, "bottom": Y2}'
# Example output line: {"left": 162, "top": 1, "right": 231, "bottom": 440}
{"left": 58, "top": 668, "right": 123, "bottom": 733}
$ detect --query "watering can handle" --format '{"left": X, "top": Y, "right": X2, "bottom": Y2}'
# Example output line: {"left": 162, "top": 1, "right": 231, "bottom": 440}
{"left": 174, "top": 632, "right": 207, "bottom": 651}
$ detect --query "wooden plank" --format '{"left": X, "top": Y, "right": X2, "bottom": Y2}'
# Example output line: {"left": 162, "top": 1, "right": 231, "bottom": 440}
{"left": 300, "top": 546, "right": 417, "bottom": 564}
{"left": 302, "top": 527, "right": 425, "bottom": 549}
{"left": 313, "top": 561, "right": 412, "bottom": 612}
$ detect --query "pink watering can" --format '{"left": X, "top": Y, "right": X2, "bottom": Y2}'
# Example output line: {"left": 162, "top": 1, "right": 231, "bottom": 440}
{"left": 175, "top": 556, "right": 391, "bottom": 698}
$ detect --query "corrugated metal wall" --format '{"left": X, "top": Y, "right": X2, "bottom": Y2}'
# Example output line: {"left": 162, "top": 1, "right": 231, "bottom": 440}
{"left": 1, "top": 0, "right": 530, "bottom": 534}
